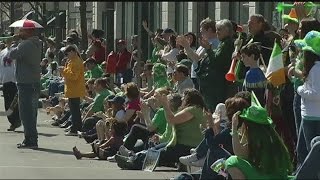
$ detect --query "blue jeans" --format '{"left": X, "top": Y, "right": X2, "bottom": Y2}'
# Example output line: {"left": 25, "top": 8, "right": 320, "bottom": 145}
{"left": 17, "top": 82, "right": 40, "bottom": 145}
{"left": 195, "top": 129, "right": 232, "bottom": 180}
{"left": 294, "top": 93, "right": 308, "bottom": 166}
{"left": 296, "top": 136, "right": 320, "bottom": 180}
{"left": 302, "top": 119, "right": 320, "bottom": 151}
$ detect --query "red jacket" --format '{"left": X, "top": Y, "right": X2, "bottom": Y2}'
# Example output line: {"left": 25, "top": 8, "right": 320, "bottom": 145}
{"left": 106, "top": 51, "right": 117, "bottom": 74}
{"left": 116, "top": 49, "right": 131, "bottom": 73}
{"left": 92, "top": 40, "right": 106, "bottom": 64}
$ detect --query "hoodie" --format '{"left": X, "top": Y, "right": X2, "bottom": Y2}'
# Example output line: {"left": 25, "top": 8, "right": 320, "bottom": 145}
{"left": 9, "top": 36, "right": 42, "bottom": 83}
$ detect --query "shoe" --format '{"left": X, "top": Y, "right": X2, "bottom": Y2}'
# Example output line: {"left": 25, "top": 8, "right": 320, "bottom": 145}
{"left": 59, "top": 121, "right": 71, "bottom": 128}
{"left": 119, "top": 145, "right": 132, "bottom": 157}
{"left": 17, "top": 142, "right": 38, "bottom": 149}
{"left": 65, "top": 131, "right": 78, "bottom": 136}
{"left": 190, "top": 148, "right": 196, "bottom": 154}
{"left": 77, "top": 131, "right": 86, "bottom": 138}
{"left": 107, "top": 155, "right": 116, "bottom": 162}
{"left": 51, "top": 121, "right": 60, "bottom": 126}
{"left": 190, "top": 157, "right": 205, "bottom": 167}
{"left": 7, "top": 122, "right": 21, "bottom": 131}
{"left": 64, "top": 125, "right": 72, "bottom": 132}
{"left": 72, "top": 146, "right": 82, "bottom": 160}
{"left": 179, "top": 153, "right": 198, "bottom": 166}
{"left": 7, "top": 125, "right": 16, "bottom": 131}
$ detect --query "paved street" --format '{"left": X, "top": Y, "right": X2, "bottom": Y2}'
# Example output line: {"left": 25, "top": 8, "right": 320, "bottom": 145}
{"left": 0, "top": 96, "right": 179, "bottom": 179}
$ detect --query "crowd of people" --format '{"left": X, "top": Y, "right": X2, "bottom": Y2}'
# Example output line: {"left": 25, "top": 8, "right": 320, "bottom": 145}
{"left": 0, "top": 2, "right": 319, "bottom": 180}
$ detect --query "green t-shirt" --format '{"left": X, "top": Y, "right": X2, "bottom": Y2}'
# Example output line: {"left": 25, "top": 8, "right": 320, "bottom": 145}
{"left": 175, "top": 106, "right": 205, "bottom": 147}
{"left": 159, "top": 123, "right": 173, "bottom": 144}
{"left": 225, "top": 156, "right": 294, "bottom": 180}
{"left": 151, "top": 47, "right": 160, "bottom": 64}
{"left": 91, "top": 89, "right": 113, "bottom": 113}
{"left": 151, "top": 108, "right": 167, "bottom": 135}
{"left": 88, "top": 65, "right": 104, "bottom": 79}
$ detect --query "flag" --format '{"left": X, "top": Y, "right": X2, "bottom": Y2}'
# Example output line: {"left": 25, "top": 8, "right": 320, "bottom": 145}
{"left": 265, "top": 41, "right": 285, "bottom": 87}
{"left": 251, "top": 91, "right": 262, "bottom": 107}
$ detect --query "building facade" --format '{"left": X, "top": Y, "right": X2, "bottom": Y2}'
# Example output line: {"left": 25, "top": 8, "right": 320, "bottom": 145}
{"left": 1, "top": 2, "right": 282, "bottom": 59}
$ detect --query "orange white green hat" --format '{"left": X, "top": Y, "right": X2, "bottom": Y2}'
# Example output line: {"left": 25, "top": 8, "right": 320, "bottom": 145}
{"left": 282, "top": 8, "right": 298, "bottom": 24}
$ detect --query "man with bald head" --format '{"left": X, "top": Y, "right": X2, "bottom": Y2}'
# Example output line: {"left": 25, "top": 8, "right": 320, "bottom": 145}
{"left": 9, "top": 27, "right": 42, "bottom": 149}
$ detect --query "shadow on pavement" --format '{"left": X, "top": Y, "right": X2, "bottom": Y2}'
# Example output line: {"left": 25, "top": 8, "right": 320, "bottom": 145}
{"left": 12, "top": 130, "right": 58, "bottom": 137}
{"left": 154, "top": 169, "right": 178, "bottom": 172}
{"left": 34, "top": 147, "right": 74, "bottom": 155}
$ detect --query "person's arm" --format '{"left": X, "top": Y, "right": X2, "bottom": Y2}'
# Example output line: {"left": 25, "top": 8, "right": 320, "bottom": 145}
{"left": 83, "top": 108, "right": 94, "bottom": 121}
{"left": 119, "top": 109, "right": 136, "bottom": 123}
{"left": 61, "top": 60, "right": 81, "bottom": 81}
{"left": 9, "top": 41, "right": 24, "bottom": 60}
{"left": 231, "top": 112, "right": 249, "bottom": 159}
{"left": 99, "top": 137, "right": 115, "bottom": 149}
{"left": 86, "top": 43, "right": 97, "bottom": 58}
{"left": 227, "top": 167, "right": 246, "bottom": 180}
{"left": 162, "top": 99, "right": 193, "bottom": 125}
{"left": 143, "top": 87, "right": 155, "bottom": 99}
{"left": 184, "top": 46, "right": 201, "bottom": 62}
{"left": 142, "top": 20, "right": 154, "bottom": 37}
{"left": 297, "top": 68, "right": 320, "bottom": 101}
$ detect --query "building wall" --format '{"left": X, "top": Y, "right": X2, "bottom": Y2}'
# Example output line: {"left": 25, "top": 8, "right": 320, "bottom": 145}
{"left": 107, "top": 1, "right": 279, "bottom": 59}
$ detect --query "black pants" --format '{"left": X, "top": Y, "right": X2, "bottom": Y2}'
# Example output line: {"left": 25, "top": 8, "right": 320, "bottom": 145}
{"left": 82, "top": 116, "right": 101, "bottom": 132}
{"left": 191, "top": 78, "right": 199, "bottom": 90}
{"left": 159, "top": 144, "right": 193, "bottom": 166}
{"left": 123, "top": 124, "right": 154, "bottom": 151}
{"left": 68, "top": 98, "right": 82, "bottom": 132}
{"left": 2, "top": 82, "right": 20, "bottom": 126}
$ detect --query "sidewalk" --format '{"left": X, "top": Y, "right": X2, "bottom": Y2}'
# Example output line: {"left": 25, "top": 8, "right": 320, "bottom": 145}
{"left": 0, "top": 97, "right": 178, "bottom": 179}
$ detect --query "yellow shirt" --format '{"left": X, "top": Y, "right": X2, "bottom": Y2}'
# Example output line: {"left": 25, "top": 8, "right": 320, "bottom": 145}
{"left": 61, "top": 56, "right": 86, "bottom": 98}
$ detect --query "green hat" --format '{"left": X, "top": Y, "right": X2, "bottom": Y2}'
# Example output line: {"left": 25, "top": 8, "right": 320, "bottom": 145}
{"left": 294, "top": 30, "right": 320, "bottom": 56}
{"left": 152, "top": 63, "right": 167, "bottom": 78}
{"left": 239, "top": 105, "right": 273, "bottom": 125}
{"left": 239, "top": 91, "right": 273, "bottom": 125}
{"left": 178, "top": 59, "right": 192, "bottom": 70}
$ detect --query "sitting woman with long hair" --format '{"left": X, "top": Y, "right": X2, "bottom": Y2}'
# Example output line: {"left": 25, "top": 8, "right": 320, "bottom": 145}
{"left": 155, "top": 88, "right": 206, "bottom": 167}
{"left": 225, "top": 93, "right": 293, "bottom": 179}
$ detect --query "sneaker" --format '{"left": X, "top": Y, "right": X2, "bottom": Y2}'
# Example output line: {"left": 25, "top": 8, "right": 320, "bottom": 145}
{"left": 64, "top": 125, "right": 72, "bottom": 132}
{"left": 51, "top": 121, "right": 60, "bottom": 126}
{"left": 107, "top": 155, "right": 116, "bottom": 162}
{"left": 190, "top": 148, "right": 196, "bottom": 154}
{"left": 190, "top": 157, "right": 205, "bottom": 167}
{"left": 17, "top": 142, "right": 38, "bottom": 149}
{"left": 179, "top": 153, "right": 198, "bottom": 166}
{"left": 77, "top": 131, "right": 84, "bottom": 138}
{"left": 119, "top": 145, "right": 132, "bottom": 157}
{"left": 72, "top": 146, "right": 82, "bottom": 160}
{"left": 65, "top": 131, "right": 78, "bottom": 136}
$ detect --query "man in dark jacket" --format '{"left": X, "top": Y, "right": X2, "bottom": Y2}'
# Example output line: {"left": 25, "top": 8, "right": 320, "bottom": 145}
{"left": 9, "top": 27, "right": 42, "bottom": 149}
{"left": 197, "top": 19, "right": 235, "bottom": 112}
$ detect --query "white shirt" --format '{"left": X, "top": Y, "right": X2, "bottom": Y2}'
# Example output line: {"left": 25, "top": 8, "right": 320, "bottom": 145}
{"left": 162, "top": 48, "right": 180, "bottom": 74}
{"left": 0, "top": 47, "right": 16, "bottom": 83}
{"left": 115, "top": 109, "right": 126, "bottom": 122}
{"left": 297, "top": 61, "right": 320, "bottom": 118}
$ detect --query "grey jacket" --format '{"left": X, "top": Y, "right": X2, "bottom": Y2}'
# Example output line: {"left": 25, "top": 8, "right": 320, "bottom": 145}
{"left": 9, "top": 36, "right": 42, "bottom": 83}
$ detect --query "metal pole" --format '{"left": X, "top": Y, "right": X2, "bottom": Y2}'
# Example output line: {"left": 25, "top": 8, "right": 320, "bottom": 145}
{"left": 54, "top": 2, "right": 62, "bottom": 50}
{"left": 10, "top": 2, "right": 14, "bottom": 34}
{"left": 136, "top": 2, "right": 142, "bottom": 88}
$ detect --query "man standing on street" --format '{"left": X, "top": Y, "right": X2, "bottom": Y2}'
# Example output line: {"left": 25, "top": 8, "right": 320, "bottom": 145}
{"left": 0, "top": 34, "right": 21, "bottom": 131}
{"left": 9, "top": 28, "right": 42, "bottom": 149}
